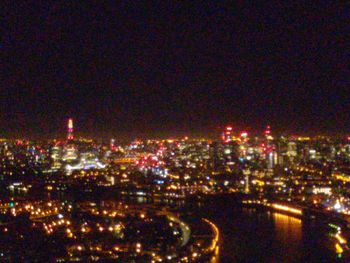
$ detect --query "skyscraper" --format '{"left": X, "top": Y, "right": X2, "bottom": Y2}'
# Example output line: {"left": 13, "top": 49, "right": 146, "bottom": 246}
{"left": 264, "top": 125, "right": 275, "bottom": 172}
{"left": 222, "top": 126, "right": 233, "bottom": 143}
{"left": 67, "top": 118, "right": 74, "bottom": 140}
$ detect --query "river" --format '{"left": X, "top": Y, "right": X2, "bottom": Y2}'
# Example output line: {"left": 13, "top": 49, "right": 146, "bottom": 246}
{"left": 183, "top": 196, "right": 343, "bottom": 263}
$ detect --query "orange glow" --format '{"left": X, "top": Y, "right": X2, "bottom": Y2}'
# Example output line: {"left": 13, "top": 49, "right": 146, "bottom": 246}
{"left": 272, "top": 204, "right": 302, "bottom": 215}
{"left": 336, "top": 233, "right": 347, "bottom": 244}
{"left": 335, "top": 243, "right": 344, "bottom": 254}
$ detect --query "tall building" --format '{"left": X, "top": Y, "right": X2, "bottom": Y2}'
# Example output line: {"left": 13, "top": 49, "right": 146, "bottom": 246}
{"left": 263, "top": 125, "right": 276, "bottom": 172}
{"left": 223, "top": 142, "right": 238, "bottom": 166}
{"left": 287, "top": 141, "right": 297, "bottom": 163}
{"left": 110, "top": 139, "right": 115, "bottom": 151}
{"left": 209, "top": 141, "right": 224, "bottom": 172}
{"left": 67, "top": 118, "right": 74, "bottom": 141}
{"left": 50, "top": 145, "right": 62, "bottom": 170}
{"left": 213, "top": 126, "right": 239, "bottom": 171}
{"left": 222, "top": 126, "right": 233, "bottom": 143}
{"left": 264, "top": 125, "right": 271, "bottom": 138}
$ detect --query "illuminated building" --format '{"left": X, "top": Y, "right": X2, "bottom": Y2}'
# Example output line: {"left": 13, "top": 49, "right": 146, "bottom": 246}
{"left": 209, "top": 141, "right": 224, "bottom": 172}
{"left": 223, "top": 142, "right": 238, "bottom": 167}
{"left": 110, "top": 139, "right": 115, "bottom": 151}
{"left": 267, "top": 151, "right": 276, "bottom": 170}
{"left": 50, "top": 145, "right": 62, "bottom": 170}
{"left": 222, "top": 126, "right": 233, "bottom": 143}
{"left": 240, "top": 131, "right": 248, "bottom": 143}
{"left": 243, "top": 169, "right": 250, "bottom": 193}
{"left": 264, "top": 125, "right": 271, "bottom": 138}
{"left": 287, "top": 141, "right": 297, "bottom": 163}
{"left": 238, "top": 132, "right": 249, "bottom": 160}
{"left": 263, "top": 125, "right": 276, "bottom": 172}
{"left": 65, "top": 158, "right": 106, "bottom": 172}
{"left": 62, "top": 145, "right": 78, "bottom": 162}
{"left": 66, "top": 152, "right": 106, "bottom": 172}
{"left": 212, "top": 126, "right": 238, "bottom": 170}
{"left": 67, "top": 118, "right": 74, "bottom": 141}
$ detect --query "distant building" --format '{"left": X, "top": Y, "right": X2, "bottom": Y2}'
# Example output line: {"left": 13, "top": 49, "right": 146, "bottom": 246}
{"left": 67, "top": 118, "right": 74, "bottom": 141}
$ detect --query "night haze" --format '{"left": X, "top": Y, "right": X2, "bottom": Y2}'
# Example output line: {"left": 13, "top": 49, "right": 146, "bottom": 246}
{"left": 1, "top": 2, "right": 348, "bottom": 139}
{"left": 1, "top": 3, "right": 350, "bottom": 261}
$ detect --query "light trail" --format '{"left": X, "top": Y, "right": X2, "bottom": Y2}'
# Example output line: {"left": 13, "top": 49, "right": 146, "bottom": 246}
{"left": 202, "top": 218, "right": 220, "bottom": 253}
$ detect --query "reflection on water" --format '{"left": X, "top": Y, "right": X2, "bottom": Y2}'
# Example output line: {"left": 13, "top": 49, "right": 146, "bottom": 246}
{"left": 199, "top": 205, "right": 337, "bottom": 263}
{"left": 271, "top": 212, "right": 303, "bottom": 262}
{"left": 273, "top": 212, "right": 302, "bottom": 242}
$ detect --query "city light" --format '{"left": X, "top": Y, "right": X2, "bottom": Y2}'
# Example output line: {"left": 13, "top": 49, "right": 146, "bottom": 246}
{"left": 0, "top": 118, "right": 349, "bottom": 261}
{"left": 271, "top": 204, "right": 302, "bottom": 215}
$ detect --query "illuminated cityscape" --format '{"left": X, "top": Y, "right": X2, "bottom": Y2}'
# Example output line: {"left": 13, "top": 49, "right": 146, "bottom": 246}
{"left": 1, "top": 121, "right": 350, "bottom": 261}
{"left": 2, "top": 1, "right": 348, "bottom": 262}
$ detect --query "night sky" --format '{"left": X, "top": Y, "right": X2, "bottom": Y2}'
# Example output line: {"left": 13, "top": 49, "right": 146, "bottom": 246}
{"left": 1, "top": 2, "right": 349, "bottom": 139}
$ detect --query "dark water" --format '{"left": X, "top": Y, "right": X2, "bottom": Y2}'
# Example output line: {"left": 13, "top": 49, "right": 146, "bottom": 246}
{"left": 187, "top": 199, "right": 341, "bottom": 263}
{"left": 216, "top": 209, "right": 332, "bottom": 263}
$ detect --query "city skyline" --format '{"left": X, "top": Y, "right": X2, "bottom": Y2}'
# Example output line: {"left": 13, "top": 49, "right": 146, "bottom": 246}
{"left": 1, "top": 2, "right": 349, "bottom": 261}
{"left": 1, "top": 118, "right": 350, "bottom": 261}
{"left": 1, "top": 116, "right": 350, "bottom": 141}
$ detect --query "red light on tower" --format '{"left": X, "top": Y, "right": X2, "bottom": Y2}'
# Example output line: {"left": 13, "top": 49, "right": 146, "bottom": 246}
{"left": 223, "top": 126, "right": 233, "bottom": 142}
{"left": 264, "top": 125, "right": 271, "bottom": 136}
{"left": 67, "top": 118, "right": 74, "bottom": 140}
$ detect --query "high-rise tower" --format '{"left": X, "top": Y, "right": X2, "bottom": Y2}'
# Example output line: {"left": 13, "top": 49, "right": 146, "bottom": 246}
{"left": 67, "top": 118, "right": 74, "bottom": 140}
{"left": 264, "top": 125, "right": 271, "bottom": 138}
{"left": 222, "top": 126, "right": 233, "bottom": 143}
{"left": 264, "top": 125, "right": 276, "bottom": 171}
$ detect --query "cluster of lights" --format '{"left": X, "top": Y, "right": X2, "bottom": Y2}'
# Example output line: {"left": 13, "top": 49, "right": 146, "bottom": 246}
{"left": 328, "top": 224, "right": 349, "bottom": 257}
{"left": 43, "top": 217, "right": 71, "bottom": 235}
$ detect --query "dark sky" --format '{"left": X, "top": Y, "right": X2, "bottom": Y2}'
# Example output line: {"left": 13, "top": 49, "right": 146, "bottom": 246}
{"left": 1, "top": 2, "right": 349, "bottom": 139}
